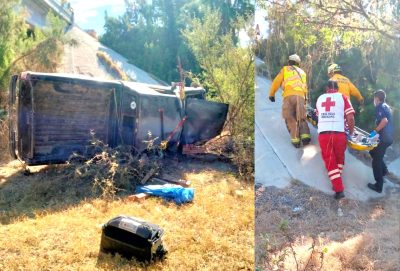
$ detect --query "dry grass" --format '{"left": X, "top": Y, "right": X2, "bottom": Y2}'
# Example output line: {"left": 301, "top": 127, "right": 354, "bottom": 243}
{"left": 96, "top": 51, "right": 130, "bottom": 81}
{"left": 0, "top": 159, "right": 254, "bottom": 271}
{"left": 255, "top": 182, "right": 400, "bottom": 271}
{"left": 0, "top": 120, "right": 11, "bottom": 165}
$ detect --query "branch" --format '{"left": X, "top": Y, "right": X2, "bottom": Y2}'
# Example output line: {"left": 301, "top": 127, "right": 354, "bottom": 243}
{"left": 303, "top": 238, "right": 316, "bottom": 270}
{"left": 318, "top": 0, "right": 398, "bottom": 39}
{"left": 300, "top": 17, "right": 398, "bottom": 39}
{"left": 0, "top": 38, "right": 55, "bottom": 84}
{"left": 8, "top": 38, "right": 56, "bottom": 71}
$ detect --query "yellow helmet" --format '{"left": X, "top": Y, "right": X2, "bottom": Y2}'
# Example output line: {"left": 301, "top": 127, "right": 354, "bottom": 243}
{"left": 327, "top": 63, "right": 342, "bottom": 74}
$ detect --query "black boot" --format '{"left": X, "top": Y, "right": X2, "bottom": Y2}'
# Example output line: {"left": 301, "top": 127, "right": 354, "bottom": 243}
{"left": 367, "top": 183, "right": 382, "bottom": 193}
{"left": 292, "top": 142, "right": 301, "bottom": 148}
{"left": 334, "top": 191, "right": 345, "bottom": 200}
{"left": 302, "top": 138, "right": 311, "bottom": 146}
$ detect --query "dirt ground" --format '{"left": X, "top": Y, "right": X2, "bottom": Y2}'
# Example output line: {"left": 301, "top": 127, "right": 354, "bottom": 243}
{"left": 0, "top": 157, "right": 254, "bottom": 271}
{"left": 255, "top": 181, "right": 400, "bottom": 271}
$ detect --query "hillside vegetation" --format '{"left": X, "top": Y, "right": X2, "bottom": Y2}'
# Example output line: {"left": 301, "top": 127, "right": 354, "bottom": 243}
{"left": 256, "top": 0, "right": 400, "bottom": 142}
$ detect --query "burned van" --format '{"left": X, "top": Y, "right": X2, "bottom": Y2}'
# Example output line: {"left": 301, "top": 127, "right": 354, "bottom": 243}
{"left": 8, "top": 72, "right": 228, "bottom": 165}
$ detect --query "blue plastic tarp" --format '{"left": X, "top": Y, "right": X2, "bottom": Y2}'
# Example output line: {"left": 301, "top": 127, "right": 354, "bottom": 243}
{"left": 136, "top": 184, "right": 194, "bottom": 204}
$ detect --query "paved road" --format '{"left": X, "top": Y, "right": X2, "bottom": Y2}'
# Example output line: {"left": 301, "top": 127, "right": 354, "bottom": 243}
{"left": 255, "top": 72, "right": 389, "bottom": 201}
{"left": 59, "top": 26, "right": 162, "bottom": 85}
{"left": 389, "top": 158, "right": 400, "bottom": 177}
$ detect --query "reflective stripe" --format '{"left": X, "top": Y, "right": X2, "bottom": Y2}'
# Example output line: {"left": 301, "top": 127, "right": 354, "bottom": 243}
{"left": 300, "top": 133, "right": 311, "bottom": 139}
{"left": 330, "top": 174, "right": 341, "bottom": 180}
{"left": 328, "top": 169, "right": 340, "bottom": 176}
{"left": 345, "top": 108, "right": 355, "bottom": 115}
{"left": 282, "top": 66, "right": 307, "bottom": 95}
{"left": 338, "top": 164, "right": 343, "bottom": 174}
{"left": 290, "top": 82, "right": 305, "bottom": 89}
{"left": 283, "top": 75, "right": 300, "bottom": 85}
{"left": 291, "top": 138, "right": 300, "bottom": 143}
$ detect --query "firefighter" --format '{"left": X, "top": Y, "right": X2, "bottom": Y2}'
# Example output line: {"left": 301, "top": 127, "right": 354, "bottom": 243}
{"left": 316, "top": 80, "right": 355, "bottom": 200}
{"left": 327, "top": 63, "right": 364, "bottom": 104}
{"left": 269, "top": 54, "right": 311, "bottom": 148}
{"left": 368, "top": 89, "right": 394, "bottom": 193}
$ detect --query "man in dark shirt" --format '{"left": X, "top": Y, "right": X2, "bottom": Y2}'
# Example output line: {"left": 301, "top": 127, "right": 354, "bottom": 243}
{"left": 368, "top": 89, "right": 394, "bottom": 193}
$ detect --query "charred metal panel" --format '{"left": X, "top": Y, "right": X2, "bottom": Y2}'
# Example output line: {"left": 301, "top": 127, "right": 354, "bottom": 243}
{"left": 20, "top": 73, "right": 116, "bottom": 164}
{"left": 120, "top": 88, "right": 138, "bottom": 146}
{"left": 181, "top": 99, "right": 229, "bottom": 144}
{"left": 9, "top": 75, "right": 18, "bottom": 159}
{"left": 107, "top": 88, "right": 121, "bottom": 148}
{"left": 132, "top": 92, "right": 182, "bottom": 152}
{"left": 18, "top": 79, "right": 34, "bottom": 160}
{"left": 10, "top": 72, "right": 228, "bottom": 165}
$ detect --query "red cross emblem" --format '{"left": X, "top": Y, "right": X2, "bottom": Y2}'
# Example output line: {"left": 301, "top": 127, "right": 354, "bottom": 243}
{"left": 321, "top": 97, "right": 336, "bottom": 112}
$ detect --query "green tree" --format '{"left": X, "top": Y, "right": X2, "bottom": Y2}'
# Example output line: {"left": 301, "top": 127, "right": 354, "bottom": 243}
{"left": 200, "top": 0, "right": 254, "bottom": 41}
{"left": 0, "top": 2, "right": 69, "bottom": 100}
{"left": 0, "top": 0, "right": 26, "bottom": 91}
{"left": 101, "top": 0, "right": 255, "bottom": 83}
{"left": 184, "top": 10, "right": 255, "bottom": 179}
{"left": 101, "top": 0, "right": 193, "bottom": 83}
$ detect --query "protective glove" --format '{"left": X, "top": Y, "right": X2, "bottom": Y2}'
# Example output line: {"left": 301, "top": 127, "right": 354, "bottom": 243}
{"left": 369, "top": 130, "right": 377, "bottom": 138}
{"left": 269, "top": 96, "right": 275, "bottom": 102}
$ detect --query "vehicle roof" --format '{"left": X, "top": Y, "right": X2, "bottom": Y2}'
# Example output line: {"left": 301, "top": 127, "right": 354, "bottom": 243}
{"left": 22, "top": 72, "right": 205, "bottom": 97}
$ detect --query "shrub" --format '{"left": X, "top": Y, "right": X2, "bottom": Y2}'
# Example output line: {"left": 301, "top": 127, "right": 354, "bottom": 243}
{"left": 183, "top": 10, "right": 254, "bottom": 181}
{"left": 68, "top": 131, "right": 160, "bottom": 200}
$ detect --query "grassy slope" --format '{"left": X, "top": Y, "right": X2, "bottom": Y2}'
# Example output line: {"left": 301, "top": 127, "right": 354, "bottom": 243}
{"left": 255, "top": 182, "right": 400, "bottom": 271}
{"left": 0, "top": 159, "right": 254, "bottom": 271}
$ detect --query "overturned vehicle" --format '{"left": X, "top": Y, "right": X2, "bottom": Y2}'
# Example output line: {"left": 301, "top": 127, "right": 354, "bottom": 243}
{"left": 8, "top": 72, "right": 228, "bottom": 166}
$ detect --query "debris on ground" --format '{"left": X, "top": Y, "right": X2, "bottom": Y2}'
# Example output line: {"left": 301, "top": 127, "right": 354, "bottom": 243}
{"left": 127, "top": 193, "right": 150, "bottom": 203}
{"left": 152, "top": 177, "right": 191, "bottom": 187}
{"left": 136, "top": 184, "right": 194, "bottom": 205}
{"left": 141, "top": 168, "right": 157, "bottom": 184}
{"left": 182, "top": 144, "right": 208, "bottom": 155}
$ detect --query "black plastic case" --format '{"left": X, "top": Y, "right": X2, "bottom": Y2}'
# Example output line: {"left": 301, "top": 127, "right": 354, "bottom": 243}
{"left": 100, "top": 215, "right": 167, "bottom": 262}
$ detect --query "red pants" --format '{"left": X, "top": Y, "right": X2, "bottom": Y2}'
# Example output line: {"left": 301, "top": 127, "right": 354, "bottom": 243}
{"left": 318, "top": 132, "right": 347, "bottom": 192}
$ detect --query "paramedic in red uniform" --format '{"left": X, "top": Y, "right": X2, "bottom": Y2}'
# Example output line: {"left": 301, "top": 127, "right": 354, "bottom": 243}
{"left": 316, "top": 80, "right": 355, "bottom": 200}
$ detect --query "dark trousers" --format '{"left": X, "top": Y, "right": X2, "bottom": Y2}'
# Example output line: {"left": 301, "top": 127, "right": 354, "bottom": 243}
{"left": 369, "top": 141, "right": 392, "bottom": 191}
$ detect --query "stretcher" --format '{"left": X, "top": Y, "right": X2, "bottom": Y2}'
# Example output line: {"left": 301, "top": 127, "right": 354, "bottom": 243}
{"left": 306, "top": 106, "right": 378, "bottom": 151}
{"left": 347, "top": 127, "right": 379, "bottom": 151}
